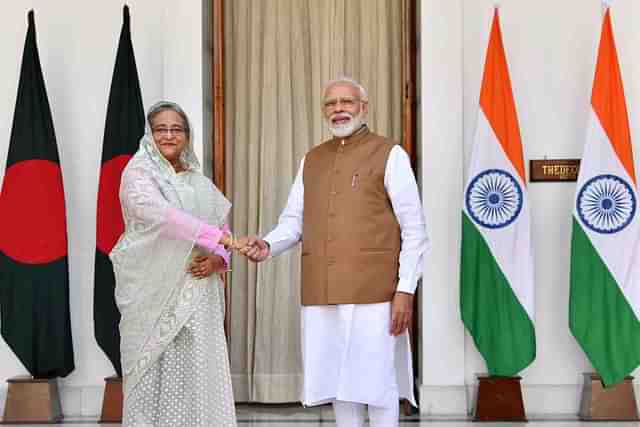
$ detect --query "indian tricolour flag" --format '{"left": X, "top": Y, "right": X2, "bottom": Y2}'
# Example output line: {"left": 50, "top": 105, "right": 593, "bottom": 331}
{"left": 570, "top": 7, "right": 640, "bottom": 387}
{"left": 461, "top": 9, "right": 535, "bottom": 376}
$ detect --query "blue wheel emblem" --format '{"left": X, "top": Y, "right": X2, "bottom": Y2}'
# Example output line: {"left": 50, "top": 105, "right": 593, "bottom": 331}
{"left": 577, "top": 174, "right": 636, "bottom": 234}
{"left": 466, "top": 169, "right": 523, "bottom": 229}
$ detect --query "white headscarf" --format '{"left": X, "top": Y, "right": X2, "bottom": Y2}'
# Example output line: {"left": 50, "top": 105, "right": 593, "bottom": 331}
{"left": 142, "top": 100, "right": 201, "bottom": 174}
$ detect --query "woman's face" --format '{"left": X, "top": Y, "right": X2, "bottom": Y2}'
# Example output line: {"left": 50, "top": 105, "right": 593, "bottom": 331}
{"left": 150, "top": 110, "right": 188, "bottom": 164}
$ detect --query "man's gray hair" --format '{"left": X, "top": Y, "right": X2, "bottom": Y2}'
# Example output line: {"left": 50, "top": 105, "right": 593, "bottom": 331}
{"left": 146, "top": 100, "right": 191, "bottom": 138}
{"left": 323, "top": 76, "right": 368, "bottom": 102}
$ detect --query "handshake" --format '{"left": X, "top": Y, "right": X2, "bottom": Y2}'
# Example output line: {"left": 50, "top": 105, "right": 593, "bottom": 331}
{"left": 219, "top": 234, "right": 270, "bottom": 262}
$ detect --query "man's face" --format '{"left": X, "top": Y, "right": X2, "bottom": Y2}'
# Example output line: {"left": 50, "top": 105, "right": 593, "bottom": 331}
{"left": 323, "top": 83, "right": 368, "bottom": 138}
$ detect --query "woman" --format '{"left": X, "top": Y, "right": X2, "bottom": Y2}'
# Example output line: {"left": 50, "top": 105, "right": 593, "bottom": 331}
{"left": 110, "top": 101, "right": 237, "bottom": 426}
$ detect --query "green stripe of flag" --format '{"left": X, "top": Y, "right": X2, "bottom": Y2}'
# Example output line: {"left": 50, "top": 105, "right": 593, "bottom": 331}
{"left": 461, "top": 213, "right": 535, "bottom": 376}
{"left": 569, "top": 218, "right": 640, "bottom": 386}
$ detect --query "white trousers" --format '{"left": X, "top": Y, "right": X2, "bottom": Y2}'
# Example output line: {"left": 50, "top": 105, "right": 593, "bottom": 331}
{"left": 301, "top": 303, "right": 415, "bottom": 407}
{"left": 333, "top": 400, "right": 399, "bottom": 427}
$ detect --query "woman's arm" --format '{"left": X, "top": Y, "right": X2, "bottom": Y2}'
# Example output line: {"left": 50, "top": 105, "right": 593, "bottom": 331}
{"left": 121, "top": 167, "right": 230, "bottom": 249}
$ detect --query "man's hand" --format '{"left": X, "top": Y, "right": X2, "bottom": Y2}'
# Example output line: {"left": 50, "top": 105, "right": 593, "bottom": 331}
{"left": 390, "top": 291, "right": 414, "bottom": 336}
{"left": 188, "top": 255, "right": 227, "bottom": 279}
{"left": 239, "top": 236, "right": 270, "bottom": 262}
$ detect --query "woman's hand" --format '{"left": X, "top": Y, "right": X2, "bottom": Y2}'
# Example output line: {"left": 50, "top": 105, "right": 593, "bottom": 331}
{"left": 219, "top": 233, "right": 250, "bottom": 251}
{"left": 231, "top": 236, "right": 251, "bottom": 251}
{"left": 219, "top": 233, "right": 233, "bottom": 249}
{"left": 188, "top": 255, "right": 227, "bottom": 279}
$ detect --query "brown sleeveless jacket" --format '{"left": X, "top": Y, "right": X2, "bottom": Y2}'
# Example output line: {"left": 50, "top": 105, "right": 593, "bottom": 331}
{"left": 301, "top": 127, "right": 401, "bottom": 305}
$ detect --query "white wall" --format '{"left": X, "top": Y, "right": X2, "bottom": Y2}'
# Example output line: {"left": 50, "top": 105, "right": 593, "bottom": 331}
{"left": 3, "top": 0, "right": 640, "bottom": 419}
{"left": 0, "top": 0, "right": 207, "bottom": 417}
{"left": 420, "top": 0, "right": 466, "bottom": 416}
{"left": 421, "top": 0, "right": 640, "bottom": 416}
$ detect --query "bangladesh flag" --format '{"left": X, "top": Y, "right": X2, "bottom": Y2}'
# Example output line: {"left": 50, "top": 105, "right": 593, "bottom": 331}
{"left": 460, "top": 9, "right": 536, "bottom": 376}
{"left": 0, "top": 11, "right": 74, "bottom": 378}
{"left": 94, "top": 5, "right": 144, "bottom": 377}
{"left": 569, "top": 8, "right": 640, "bottom": 387}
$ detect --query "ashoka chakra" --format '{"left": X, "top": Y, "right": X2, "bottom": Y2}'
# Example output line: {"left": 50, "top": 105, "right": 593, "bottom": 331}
{"left": 466, "top": 169, "right": 523, "bottom": 229}
{"left": 577, "top": 174, "right": 636, "bottom": 234}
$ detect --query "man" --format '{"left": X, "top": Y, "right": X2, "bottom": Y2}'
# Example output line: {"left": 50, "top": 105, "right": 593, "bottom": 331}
{"left": 241, "top": 76, "right": 428, "bottom": 427}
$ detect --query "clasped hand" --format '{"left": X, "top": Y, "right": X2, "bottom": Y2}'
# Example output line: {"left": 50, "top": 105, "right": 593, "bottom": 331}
{"left": 188, "top": 255, "right": 227, "bottom": 278}
{"left": 221, "top": 235, "right": 270, "bottom": 262}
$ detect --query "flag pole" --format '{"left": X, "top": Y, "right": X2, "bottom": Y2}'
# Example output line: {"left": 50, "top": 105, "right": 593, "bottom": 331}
{"left": 572, "top": 0, "right": 640, "bottom": 420}
{"left": 465, "top": 5, "right": 531, "bottom": 421}
{"left": 0, "top": 9, "right": 68, "bottom": 422}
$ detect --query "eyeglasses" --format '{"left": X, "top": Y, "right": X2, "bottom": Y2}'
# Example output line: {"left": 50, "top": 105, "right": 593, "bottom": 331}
{"left": 323, "top": 96, "right": 362, "bottom": 111}
{"left": 152, "top": 126, "right": 186, "bottom": 137}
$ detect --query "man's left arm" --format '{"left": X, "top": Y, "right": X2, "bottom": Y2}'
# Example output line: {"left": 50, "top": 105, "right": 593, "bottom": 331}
{"left": 385, "top": 145, "right": 430, "bottom": 335}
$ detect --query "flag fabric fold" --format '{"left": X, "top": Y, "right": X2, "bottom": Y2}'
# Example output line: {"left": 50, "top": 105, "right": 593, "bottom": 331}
{"left": 461, "top": 9, "right": 536, "bottom": 376}
{"left": 94, "top": 5, "right": 144, "bottom": 377}
{"left": 569, "top": 8, "right": 640, "bottom": 387}
{"left": 0, "top": 10, "right": 74, "bottom": 378}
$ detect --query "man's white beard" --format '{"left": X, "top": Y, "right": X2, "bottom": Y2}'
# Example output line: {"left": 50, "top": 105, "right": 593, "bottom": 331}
{"left": 327, "top": 112, "right": 366, "bottom": 138}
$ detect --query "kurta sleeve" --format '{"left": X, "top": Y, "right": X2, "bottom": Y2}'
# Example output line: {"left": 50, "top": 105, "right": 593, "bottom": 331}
{"left": 121, "top": 167, "right": 226, "bottom": 249}
{"left": 384, "top": 146, "right": 430, "bottom": 294}
{"left": 263, "top": 157, "right": 305, "bottom": 256}
{"left": 209, "top": 223, "right": 231, "bottom": 268}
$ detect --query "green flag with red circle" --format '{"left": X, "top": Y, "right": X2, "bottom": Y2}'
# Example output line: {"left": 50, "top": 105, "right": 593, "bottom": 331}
{"left": 94, "top": 5, "right": 144, "bottom": 377}
{"left": 0, "top": 11, "right": 74, "bottom": 378}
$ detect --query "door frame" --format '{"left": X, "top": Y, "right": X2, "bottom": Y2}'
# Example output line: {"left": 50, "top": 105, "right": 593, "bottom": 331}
{"left": 211, "top": 0, "right": 420, "bottom": 407}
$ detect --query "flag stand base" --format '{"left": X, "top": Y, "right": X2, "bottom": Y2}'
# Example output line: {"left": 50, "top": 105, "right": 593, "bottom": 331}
{"left": 473, "top": 375, "right": 526, "bottom": 422}
{"left": 0, "top": 375, "right": 62, "bottom": 424}
{"left": 99, "top": 376, "right": 123, "bottom": 423}
{"left": 579, "top": 373, "right": 639, "bottom": 421}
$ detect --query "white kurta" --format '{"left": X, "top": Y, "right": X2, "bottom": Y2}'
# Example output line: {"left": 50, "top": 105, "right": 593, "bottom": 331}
{"left": 264, "top": 145, "right": 429, "bottom": 408}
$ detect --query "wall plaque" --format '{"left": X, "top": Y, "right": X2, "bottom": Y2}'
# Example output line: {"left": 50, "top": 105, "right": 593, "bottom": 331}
{"left": 530, "top": 159, "right": 580, "bottom": 182}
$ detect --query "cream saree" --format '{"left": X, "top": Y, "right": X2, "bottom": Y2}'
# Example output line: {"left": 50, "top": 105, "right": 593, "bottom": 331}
{"left": 110, "top": 133, "right": 236, "bottom": 426}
